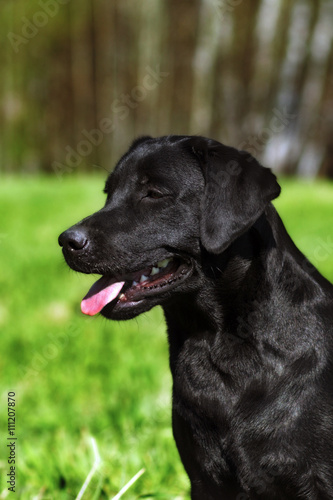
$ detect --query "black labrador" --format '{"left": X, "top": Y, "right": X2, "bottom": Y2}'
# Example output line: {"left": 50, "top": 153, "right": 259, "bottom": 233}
{"left": 59, "top": 136, "right": 333, "bottom": 499}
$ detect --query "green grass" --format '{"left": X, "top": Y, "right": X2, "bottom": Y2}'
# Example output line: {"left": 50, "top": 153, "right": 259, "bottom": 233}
{"left": 0, "top": 175, "right": 332, "bottom": 499}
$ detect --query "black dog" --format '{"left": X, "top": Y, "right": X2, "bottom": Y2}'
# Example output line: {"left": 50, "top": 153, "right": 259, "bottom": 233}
{"left": 59, "top": 136, "right": 333, "bottom": 499}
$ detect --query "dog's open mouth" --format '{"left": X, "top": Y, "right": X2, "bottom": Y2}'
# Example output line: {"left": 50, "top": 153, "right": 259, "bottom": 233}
{"left": 81, "top": 257, "right": 192, "bottom": 316}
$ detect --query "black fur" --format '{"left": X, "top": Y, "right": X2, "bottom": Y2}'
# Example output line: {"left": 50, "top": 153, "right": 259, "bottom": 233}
{"left": 59, "top": 135, "right": 333, "bottom": 499}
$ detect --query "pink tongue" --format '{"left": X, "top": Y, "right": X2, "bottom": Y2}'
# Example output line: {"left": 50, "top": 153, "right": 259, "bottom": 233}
{"left": 81, "top": 277, "right": 125, "bottom": 316}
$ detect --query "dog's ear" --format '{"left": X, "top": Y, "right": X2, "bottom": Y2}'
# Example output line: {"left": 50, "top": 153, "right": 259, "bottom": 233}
{"left": 190, "top": 137, "right": 281, "bottom": 254}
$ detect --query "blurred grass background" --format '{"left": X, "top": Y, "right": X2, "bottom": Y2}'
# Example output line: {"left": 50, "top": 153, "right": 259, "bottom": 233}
{"left": 0, "top": 176, "right": 332, "bottom": 499}
{"left": 0, "top": 175, "right": 188, "bottom": 499}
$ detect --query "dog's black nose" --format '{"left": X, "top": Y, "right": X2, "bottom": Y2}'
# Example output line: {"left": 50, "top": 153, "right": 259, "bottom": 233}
{"left": 58, "top": 228, "right": 88, "bottom": 252}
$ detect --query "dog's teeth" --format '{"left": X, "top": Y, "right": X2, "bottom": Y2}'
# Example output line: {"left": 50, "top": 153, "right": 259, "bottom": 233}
{"left": 133, "top": 281, "right": 138, "bottom": 286}
{"left": 151, "top": 267, "right": 160, "bottom": 276}
{"left": 140, "top": 275, "right": 149, "bottom": 283}
{"left": 157, "top": 258, "right": 171, "bottom": 269}
{"left": 119, "top": 293, "right": 125, "bottom": 299}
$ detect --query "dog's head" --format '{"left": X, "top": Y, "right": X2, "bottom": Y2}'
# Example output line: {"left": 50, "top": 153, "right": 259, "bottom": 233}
{"left": 59, "top": 135, "right": 280, "bottom": 319}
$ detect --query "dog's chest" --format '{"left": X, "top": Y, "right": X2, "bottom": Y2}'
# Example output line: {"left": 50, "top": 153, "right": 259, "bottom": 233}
{"left": 171, "top": 345, "right": 242, "bottom": 486}
{"left": 172, "top": 337, "right": 237, "bottom": 439}
{"left": 170, "top": 336, "right": 267, "bottom": 480}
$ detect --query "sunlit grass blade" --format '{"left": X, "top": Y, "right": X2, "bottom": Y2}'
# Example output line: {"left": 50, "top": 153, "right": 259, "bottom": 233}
{"left": 75, "top": 437, "right": 101, "bottom": 500}
{"left": 111, "top": 468, "right": 145, "bottom": 500}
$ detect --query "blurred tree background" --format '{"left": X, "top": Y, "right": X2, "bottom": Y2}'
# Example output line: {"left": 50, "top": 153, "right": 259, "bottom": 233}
{"left": 1, "top": 0, "right": 332, "bottom": 178}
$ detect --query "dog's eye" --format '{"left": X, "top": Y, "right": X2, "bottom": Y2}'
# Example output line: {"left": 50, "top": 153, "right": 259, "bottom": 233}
{"left": 144, "top": 189, "right": 165, "bottom": 200}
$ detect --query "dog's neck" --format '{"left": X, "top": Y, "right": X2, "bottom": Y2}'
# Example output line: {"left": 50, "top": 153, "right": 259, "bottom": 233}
{"left": 163, "top": 204, "right": 327, "bottom": 376}
{"left": 164, "top": 209, "right": 275, "bottom": 336}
